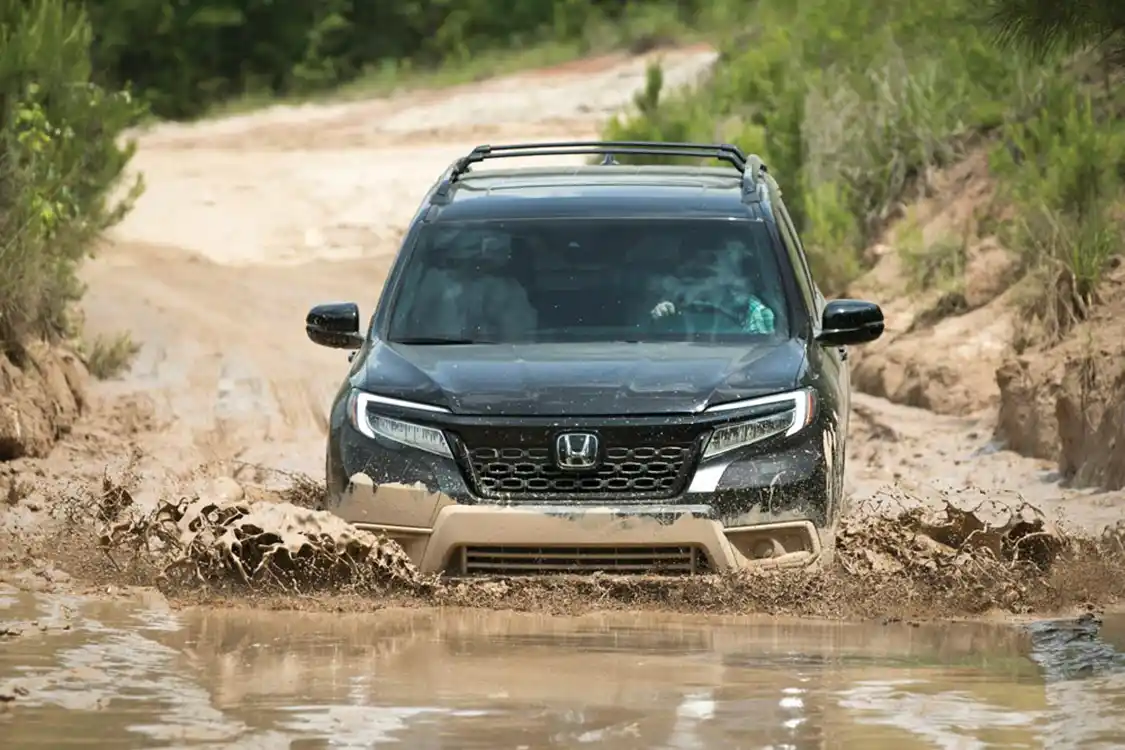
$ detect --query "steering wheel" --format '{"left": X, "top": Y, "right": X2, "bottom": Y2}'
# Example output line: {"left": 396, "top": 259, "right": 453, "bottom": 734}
{"left": 680, "top": 300, "right": 745, "bottom": 327}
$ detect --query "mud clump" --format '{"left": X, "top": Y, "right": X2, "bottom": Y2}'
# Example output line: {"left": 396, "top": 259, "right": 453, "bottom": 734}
{"left": 95, "top": 481, "right": 431, "bottom": 595}
{"left": 0, "top": 682, "right": 30, "bottom": 705}
{"left": 834, "top": 495, "right": 1070, "bottom": 614}
{"left": 30, "top": 476, "right": 1125, "bottom": 620}
{"left": 276, "top": 471, "right": 331, "bottom": 510}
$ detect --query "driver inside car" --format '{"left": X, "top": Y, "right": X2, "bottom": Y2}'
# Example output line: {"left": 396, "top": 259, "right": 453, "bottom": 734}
{"left": 648, "top": 240, "right": 776, "bottom": 335}
{"left": 410, "top": 229, "right": 537, "bottom": 341}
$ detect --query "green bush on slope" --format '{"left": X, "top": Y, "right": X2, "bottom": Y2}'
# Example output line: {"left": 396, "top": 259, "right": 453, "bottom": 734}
{"left": 0, "top": 0, "right": 142, "bottom": 356}
{"left": 981, "top": 0, "right": 1125, "bottom": 344}
{"left": 604, "top": 0, "right": 1083, "bottom": 293}
{"left": 990, "top": 78, "right": 1125, "bottom": 347}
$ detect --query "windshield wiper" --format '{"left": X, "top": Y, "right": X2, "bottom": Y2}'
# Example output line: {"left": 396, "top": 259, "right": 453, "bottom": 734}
{"left": 391, "top": 337, "right": 496, "bottom": 345}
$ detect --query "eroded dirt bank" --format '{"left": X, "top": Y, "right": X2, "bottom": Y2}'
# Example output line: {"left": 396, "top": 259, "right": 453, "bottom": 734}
{"left": 844, "top": 150, "right": 1125, "bottom": 497}
{"left": 1, "top": 44, "right": 1124, "bottom": 624}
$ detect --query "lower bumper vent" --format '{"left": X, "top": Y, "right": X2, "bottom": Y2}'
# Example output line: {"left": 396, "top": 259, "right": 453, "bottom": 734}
{"left": 454, "top": 545, "right": 711, "bottom": 576}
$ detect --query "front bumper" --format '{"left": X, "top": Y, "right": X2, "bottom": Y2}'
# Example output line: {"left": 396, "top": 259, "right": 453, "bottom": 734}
{"left": 326, "top": 404, "right": 840, "bottom": 575}
{"left": 336, "top": 477, "right": 825, "bottom": 575}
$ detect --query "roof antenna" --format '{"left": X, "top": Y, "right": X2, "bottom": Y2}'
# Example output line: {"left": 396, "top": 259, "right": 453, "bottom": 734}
{"left": 600, "top": 152, "right": 619, "bottom": 166}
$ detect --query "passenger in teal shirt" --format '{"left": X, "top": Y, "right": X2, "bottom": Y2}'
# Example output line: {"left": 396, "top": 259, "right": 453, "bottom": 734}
{"left": 647, "top": 242, "right": 776, "bottom": 336}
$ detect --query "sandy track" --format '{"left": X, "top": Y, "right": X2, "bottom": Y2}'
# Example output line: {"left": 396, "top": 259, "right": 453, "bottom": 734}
{"left": 112, "top": 46, "right": 718, "bottom": 267}
{"left": 72, "top": 43, "right": 1122, "bottom": 530}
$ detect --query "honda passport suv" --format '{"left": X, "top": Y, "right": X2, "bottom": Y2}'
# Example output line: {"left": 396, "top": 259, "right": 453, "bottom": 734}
{"left": 305, "top": 141, "right": 884, "bottom": 576}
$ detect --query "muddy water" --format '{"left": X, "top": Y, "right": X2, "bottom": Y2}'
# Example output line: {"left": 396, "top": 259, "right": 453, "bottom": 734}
{"left": 3, "top": 588, "right": 1123, "bottom": 749}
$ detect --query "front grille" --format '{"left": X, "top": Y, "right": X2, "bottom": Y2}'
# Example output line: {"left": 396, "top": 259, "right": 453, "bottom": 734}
{"left": 451, "top": 425, "right": 706, "bottom": 501}
{"left": 455, "top": 545, "right": 711, "bottom": 575}
{"left": 468, "top": 444, "right": 691, "bottom": 495}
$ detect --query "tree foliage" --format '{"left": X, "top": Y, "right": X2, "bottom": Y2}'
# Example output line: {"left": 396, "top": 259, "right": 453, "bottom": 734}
{"left": 985, "top": 0, "right": 1125, "bottom": 62}
{"left": 0, "top": 0, "right": 142, "bottom": 351}
{"left": 84, "top": 0, "right": 712, "bottom": 119}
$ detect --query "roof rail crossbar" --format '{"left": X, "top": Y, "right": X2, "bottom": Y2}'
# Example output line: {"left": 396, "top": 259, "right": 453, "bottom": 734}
{"left": 451, "top": 145, "right": 747, "bottom": 169}
{"left": 431, "top": 140, "right": 770, "bottom": 204}
{"left": 464, "top": 140, "right": 747, "bottom": 168}
{"left": 473, "top": 139, "right": 745, "bottom": 161}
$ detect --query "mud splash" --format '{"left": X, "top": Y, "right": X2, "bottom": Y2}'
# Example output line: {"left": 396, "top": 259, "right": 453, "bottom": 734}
{"left": 21, "top": 474, "right": 1125, "bottom": 620}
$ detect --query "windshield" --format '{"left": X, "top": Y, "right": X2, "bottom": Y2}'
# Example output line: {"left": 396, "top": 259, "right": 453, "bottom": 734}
{"left": 385, "top": 218, "right": 791, "bottom": 345}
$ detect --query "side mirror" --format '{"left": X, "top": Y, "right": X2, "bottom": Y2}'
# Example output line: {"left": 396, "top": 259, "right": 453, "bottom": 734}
{"left": 306, "top": 302, "right": 363, "bottom": 349}
{"left": 816, "top": 299, "right": 884, "bottom": 347}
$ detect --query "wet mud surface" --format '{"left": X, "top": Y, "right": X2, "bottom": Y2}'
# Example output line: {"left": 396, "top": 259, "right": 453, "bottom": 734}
{"left": 4, "top": 44, "right": 1125, "bottom": 745}
{"left": 4, "top": 587, "right": 1125, "bottom": 748}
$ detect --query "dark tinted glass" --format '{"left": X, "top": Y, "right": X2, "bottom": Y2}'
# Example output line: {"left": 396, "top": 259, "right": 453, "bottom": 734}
{"left": 386, "top": 218, "right": 790, "bottom": 344}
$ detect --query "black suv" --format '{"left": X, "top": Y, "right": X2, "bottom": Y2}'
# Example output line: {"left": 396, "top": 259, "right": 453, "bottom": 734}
{"left": 305, "top": 141, "right": 884, "bottom": 576}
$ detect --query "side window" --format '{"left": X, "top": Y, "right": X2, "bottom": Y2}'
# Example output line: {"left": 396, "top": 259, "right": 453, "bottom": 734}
{"left": 777, "top": 202, "right": 823, "bottom": 316}
{"left": 773, "top": 206, "right": 817, "bottom": 317}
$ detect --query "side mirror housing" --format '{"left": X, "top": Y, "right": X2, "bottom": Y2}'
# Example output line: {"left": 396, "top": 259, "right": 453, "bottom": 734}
{"left": 306, "top": 302, "right": 363, "bottom": 349}
{"left": 816, "top": 299, "right": 884, "bottom": 347}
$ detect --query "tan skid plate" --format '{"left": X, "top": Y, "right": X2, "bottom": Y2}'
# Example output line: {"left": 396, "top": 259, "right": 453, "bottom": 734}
{"left": 337, "top": 474, "right": 823, "bottom": 574}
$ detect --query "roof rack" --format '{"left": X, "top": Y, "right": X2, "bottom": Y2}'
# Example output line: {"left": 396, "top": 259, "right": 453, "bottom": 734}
{"left": 430, "top": 140, "right": 769, "bottom": 203}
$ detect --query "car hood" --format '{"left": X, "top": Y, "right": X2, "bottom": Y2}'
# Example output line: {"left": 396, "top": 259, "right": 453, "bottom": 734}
{"left": 362, "top": 341, "right": 806, "bottom": 416}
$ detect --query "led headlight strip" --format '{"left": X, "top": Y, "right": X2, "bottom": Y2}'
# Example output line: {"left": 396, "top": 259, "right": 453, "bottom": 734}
{"left": 702, "top": 388, "right": 815, "bottom": 459}
{"left": 347, "top": 390, "right": 453, "bottom": 458}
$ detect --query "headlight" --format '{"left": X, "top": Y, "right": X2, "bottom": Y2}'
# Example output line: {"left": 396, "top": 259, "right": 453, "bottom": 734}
{"left": 702, "top": 389, "right": 816, "bottom": 459}
{"left": 347, "top": 391, "right": 453, "bottom": 458}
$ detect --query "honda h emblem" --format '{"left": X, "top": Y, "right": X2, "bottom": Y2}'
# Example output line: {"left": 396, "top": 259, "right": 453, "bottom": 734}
{"left": 555, "top": 432, "right": 600, "bottom": 470}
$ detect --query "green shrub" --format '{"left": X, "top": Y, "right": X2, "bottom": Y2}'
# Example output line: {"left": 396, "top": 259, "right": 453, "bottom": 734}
{"left": 896, "top": 208, "right": 969, "bottom": 293}
{"left": 990, "top": 80, "right": 1125, "bottom": 343}
{"left": 0, "top": 0, "right": 142, "bottom": 355}
{"left": 604, "top": 0, "right": 1060, "bottom": 293}
{"left": 79, "top": 331, "right": 141, "bottom": 379}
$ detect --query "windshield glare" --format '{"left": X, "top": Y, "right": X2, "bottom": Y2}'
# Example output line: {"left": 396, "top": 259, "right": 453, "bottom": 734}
{"left": 385, "top": 218, "right": 791, "bottom": 345}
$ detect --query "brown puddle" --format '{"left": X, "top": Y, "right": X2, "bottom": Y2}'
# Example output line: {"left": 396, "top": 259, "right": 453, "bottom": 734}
{"left": 2, "top": 585, "right": 1125, "bottom": 748}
